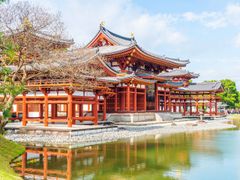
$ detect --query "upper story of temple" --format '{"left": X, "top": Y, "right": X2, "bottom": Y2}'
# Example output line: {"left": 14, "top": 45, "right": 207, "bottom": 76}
{"left": 85, "top": 24, "right": 199, "bottom": 87}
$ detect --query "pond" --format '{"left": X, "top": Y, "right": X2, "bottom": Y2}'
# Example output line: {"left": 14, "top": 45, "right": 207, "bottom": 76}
{"left": 12, "top": 122, "right": 240, "bottom": 180}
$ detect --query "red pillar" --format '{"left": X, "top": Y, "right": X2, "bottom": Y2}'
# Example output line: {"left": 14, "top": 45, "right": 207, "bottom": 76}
{"left": 44, "top": 91, "right": 48, "bottom": 127}
{"left": 134, "top": 85, "right": 137, "bottom": 112}
{"left": 215, "top": 99, "right": 218, "bottom": 116}
{"left": 179, "top": 100, "right": 182, "bottom": 113}
{"left": 67, "top": 150, "right": 72, "bottom": 180}
{"left": 43, "top": 147, "right": 48, "bottom": 179}
{"left": 209, "top": 95, "right": 212, "bottom": 116}
{"left": 126, "top": 84, "right": 130, "bottom": 112}
{"left": 155, "top": 83, "right": 159, "bottom": 111}
{"left": 21, "top": 152, "right": 27, "bottom": 176}
{"left": 121, "top": 85, "right": 125, "bottom": 111}
{"left": 67, "top": 91, "right": 73, "bottom": 127}
{"left": 183, "top": 99, "right": 186, "bottom": 116}
{"left": 190, "top": 97, "right": 192, "bottom": 115}
{"left": 79, "top": 104, "right": 83, "bottom": 117}
{"left": 196, "top": 99, "right": 199, "bottom": 115}
{"left": 103, "top": 95, "right": 107, "bottom": 121}
{"left": 169, "top": 91, "right": 172, "bottom": 112}
{"left": 114, "top": 86, "right": 118, "bottom": 112}
{"left": 72, "top": 103, "right": 76, "bottom": 125}
{"left": 39, "top": 104, "right": 43, "bottom": 119}
{"left": 22, "top": 92, "right": 27, "bottom": 126}
{"left": 93, "top": 93, "right": 98, "bottom": 125}
{"left": 164, "top": 90, "right": 167, "bottom": 112}
{"left": 144, "top": 86, "right": 147, "bottom": 111}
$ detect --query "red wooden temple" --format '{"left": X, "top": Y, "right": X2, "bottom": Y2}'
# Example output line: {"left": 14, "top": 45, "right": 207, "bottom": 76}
{"left": 11, "top": 24, "right": 223, "bottom": 127}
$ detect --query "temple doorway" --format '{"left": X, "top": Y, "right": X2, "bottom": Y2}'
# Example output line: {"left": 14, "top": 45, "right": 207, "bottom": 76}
{"left": 146, "top": 84, "right": 155, "bottom": 111}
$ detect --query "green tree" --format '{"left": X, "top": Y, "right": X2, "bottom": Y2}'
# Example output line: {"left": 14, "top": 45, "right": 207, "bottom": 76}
{"left": 219, "top": 79, "right": 239, "bottom": 108}
{"left": 0, "top": 33, "right": 24, "bottom": 133}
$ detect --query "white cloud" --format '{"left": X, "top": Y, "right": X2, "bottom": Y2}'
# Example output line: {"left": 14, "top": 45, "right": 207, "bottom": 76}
{"left": 183, "top": 3, "right": 240, "bottom": 29}
{"left": 234, "top": 33, "right": 240, "bottom": 48}
{"left": 23, "top": 0, "right": 186, "bottom": 48}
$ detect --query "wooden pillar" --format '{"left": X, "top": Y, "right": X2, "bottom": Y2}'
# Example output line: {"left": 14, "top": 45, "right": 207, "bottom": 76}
{"left": 169, "top": 91, "right": 172, "bottom": 112}
{"left": 134, "top": 85, "right": 137, "bottom": 112}
{"left": 215, "top": 98, "right": 218, "bottom": 116}
{"left": 196, "top": 99, "right": 199, "bottom": 115}
{"left": 144, "top": 86, "right": 147, "bottom": 111}
{"left": 155, "top": 83, "right": 159, "bottom": 111}
{"left": 103, "top": 95, "right": 107, "bottom": 121}
{"left": 183, "top": 99, "right": 187, "bottom": 116}
{"left": 126, "top": 84, "right": 130, "bottom": 112}
{"left": 72, "top": 103, "right": 76, "bottom": 125}
{"left": 43, "top": 91, "right": 49, "bottom": 127}
{"left": 21, "top": 152, "right": 27, "bottom": 176}
{"left": 39, "top": 104, "right": 43, "bottom": 119}
{"left": 209, "top": 95, "right": 212, "bottom": 116}
{"left": 22, "top": 92, "right": 27, "bottom": 126}
{"left": 179, "top": 99, "right": 182, "bottom": 113}
{"left": 164, "top": 90, "right": 167, "bottom": 111}
{"left": 43, "top": 147, "right": 48, "bottom": 179}
{"left": 114, "top": 86, "right": 118, "bottom": 112}
{"left": 79, "top": 104, "right": 83, "bottom": 117}
{"left": 93, "top": 93, "right": 98, "bottom": 125}
{"left": 121, "top": 85, "right": 125, "bottom": 111}
{"left": 190, "top": 97, "right": 192, "bottom": 115}
{"left": 67, "top": 150, "right": 72, "bottom": 180}
{"left": 67, "top": 90, "right": 73, "bottom": 127}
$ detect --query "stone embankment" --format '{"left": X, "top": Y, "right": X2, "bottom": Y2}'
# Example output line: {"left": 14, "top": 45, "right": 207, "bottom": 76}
{"left": 5, "top": 119, "right": 235, "bottom": 148}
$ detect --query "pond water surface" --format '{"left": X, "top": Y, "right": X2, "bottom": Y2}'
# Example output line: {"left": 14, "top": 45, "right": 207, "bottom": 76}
{"left": 12, "top": 122, "right": 240, "bottom": 180}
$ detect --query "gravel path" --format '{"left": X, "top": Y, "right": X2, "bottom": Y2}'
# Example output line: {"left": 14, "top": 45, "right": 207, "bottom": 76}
{"left": 5, "top": 119, "right": 236, "bottom": 148}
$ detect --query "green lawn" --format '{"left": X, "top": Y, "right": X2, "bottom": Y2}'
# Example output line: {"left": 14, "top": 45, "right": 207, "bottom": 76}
{"left": 0, "top": 135, "right": 25, "bottom": 180}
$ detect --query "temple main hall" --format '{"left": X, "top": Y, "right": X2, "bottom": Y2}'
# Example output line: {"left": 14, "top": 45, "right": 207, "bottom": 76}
{"left": 11, "top": 25, "right": 223, "bottom": 127}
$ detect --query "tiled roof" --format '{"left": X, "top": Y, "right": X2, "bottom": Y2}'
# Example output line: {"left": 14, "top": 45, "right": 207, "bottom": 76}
{"left": 96, "top": 45, "right": 189, "bottom": 67}
{"left": 178, "top": 82, "right": 223, "bottom": 92}
{"left": 160, "top": 81, "right": 185, "bottom": 87}
{"left": 158, "top": 69, "right": 199, "bottom": 78}
{"left": 97, "top": 73, "right": 156, "bottom": 84}
{"left": 137, "top": 47, "right": 190, "bottom": 66}
{"left": 101, "top": 26, "right": 135, "bottom": 46}
{"left": 5, "top": 30, "right": 74, "bottom": 45}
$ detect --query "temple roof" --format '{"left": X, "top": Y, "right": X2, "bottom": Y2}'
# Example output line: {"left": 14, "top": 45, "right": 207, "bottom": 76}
{"left": 87, "top": 25, "right": 190, "bottom": 68}
{"left": 178, "top": 82, "right": 223, "bottom": 92}
{"left": 5, "top": 30, "right": 74, "bottom": 45}
{"left": 100, "top": 26, "right": 135, "bottom": 46}
{"left": 158, "top": 69, "right": 199, "bottom": 78}
{"left": 87, "top": 25, "right": 135, "bottom": 47}
{"left": 97, "top": 73, "right": 156, "bottom": 85}
{"left": 96, "top": 45, "right": 189, "bottom": 68}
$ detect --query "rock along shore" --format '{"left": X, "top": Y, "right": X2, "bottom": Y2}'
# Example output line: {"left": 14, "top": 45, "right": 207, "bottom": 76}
{"left": 5, "top": 119, "right": 236, "bottom": 148}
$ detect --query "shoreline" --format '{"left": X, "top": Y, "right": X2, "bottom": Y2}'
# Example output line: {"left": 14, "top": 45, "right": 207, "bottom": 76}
{"left": 5, "top": 119, "right": 236, "bottom": 148}
{"left": 0, "top": 135, "right": 25, "bottom": 180}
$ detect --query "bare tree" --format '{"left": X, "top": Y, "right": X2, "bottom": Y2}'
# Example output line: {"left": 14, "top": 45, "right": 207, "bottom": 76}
{"left": 0, "top": 1, "right": 72, "bottom": 132}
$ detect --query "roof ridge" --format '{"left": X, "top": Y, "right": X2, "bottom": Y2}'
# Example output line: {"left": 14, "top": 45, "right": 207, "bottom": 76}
{"left": 101, "top": 26, "right": 133, "bottom": 41}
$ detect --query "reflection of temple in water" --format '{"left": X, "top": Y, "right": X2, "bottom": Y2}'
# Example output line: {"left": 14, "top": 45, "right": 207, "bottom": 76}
{"left": 12, "top": 134, "right": 197, "bottom": 180}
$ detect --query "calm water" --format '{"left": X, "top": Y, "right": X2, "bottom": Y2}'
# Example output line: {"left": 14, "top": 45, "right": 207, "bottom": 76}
{"left": 12, "top": 122, "right": 240, "bottom": 180}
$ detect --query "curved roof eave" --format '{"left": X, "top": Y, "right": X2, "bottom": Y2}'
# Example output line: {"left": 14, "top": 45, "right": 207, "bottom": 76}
{"left": 135, "top": 45, "right": 190, "bottom": 67}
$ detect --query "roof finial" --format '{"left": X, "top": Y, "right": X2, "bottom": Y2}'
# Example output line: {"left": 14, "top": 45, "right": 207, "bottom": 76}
{"left": 130, "top": 32, "right": 134, "bottom": 38}
{"left": 100, "top": 21, "right": 105, "bottom": 28}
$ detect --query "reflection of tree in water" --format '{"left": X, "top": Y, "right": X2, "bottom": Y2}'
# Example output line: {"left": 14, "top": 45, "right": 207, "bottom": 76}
{"left": 12, "top": 131, "right": 221, "bottom": 180}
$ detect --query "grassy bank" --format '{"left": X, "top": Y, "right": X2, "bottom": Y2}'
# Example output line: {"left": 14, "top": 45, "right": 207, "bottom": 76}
{"left": 229, "top": 114, "right": 240, "bottom": 128}
{"left": 0, "top": 135, "right": 25, "bottom": 180}
{"left": 229, "top": 114, "right": 240, "bottom": 121}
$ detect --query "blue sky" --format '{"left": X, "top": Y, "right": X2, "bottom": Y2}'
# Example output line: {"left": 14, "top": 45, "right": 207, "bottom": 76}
{"left": 20, "top": 0, "right": 240, "bottom": 89}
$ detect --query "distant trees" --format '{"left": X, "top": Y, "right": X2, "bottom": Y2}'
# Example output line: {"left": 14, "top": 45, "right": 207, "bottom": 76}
{"left": 207, "top": 79, "right": 240, "bottom": 108}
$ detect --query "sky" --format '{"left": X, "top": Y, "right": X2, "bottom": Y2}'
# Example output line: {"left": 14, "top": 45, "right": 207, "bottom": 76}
{"left": 15, "top": 0, "right": 240, "bottom": 89}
